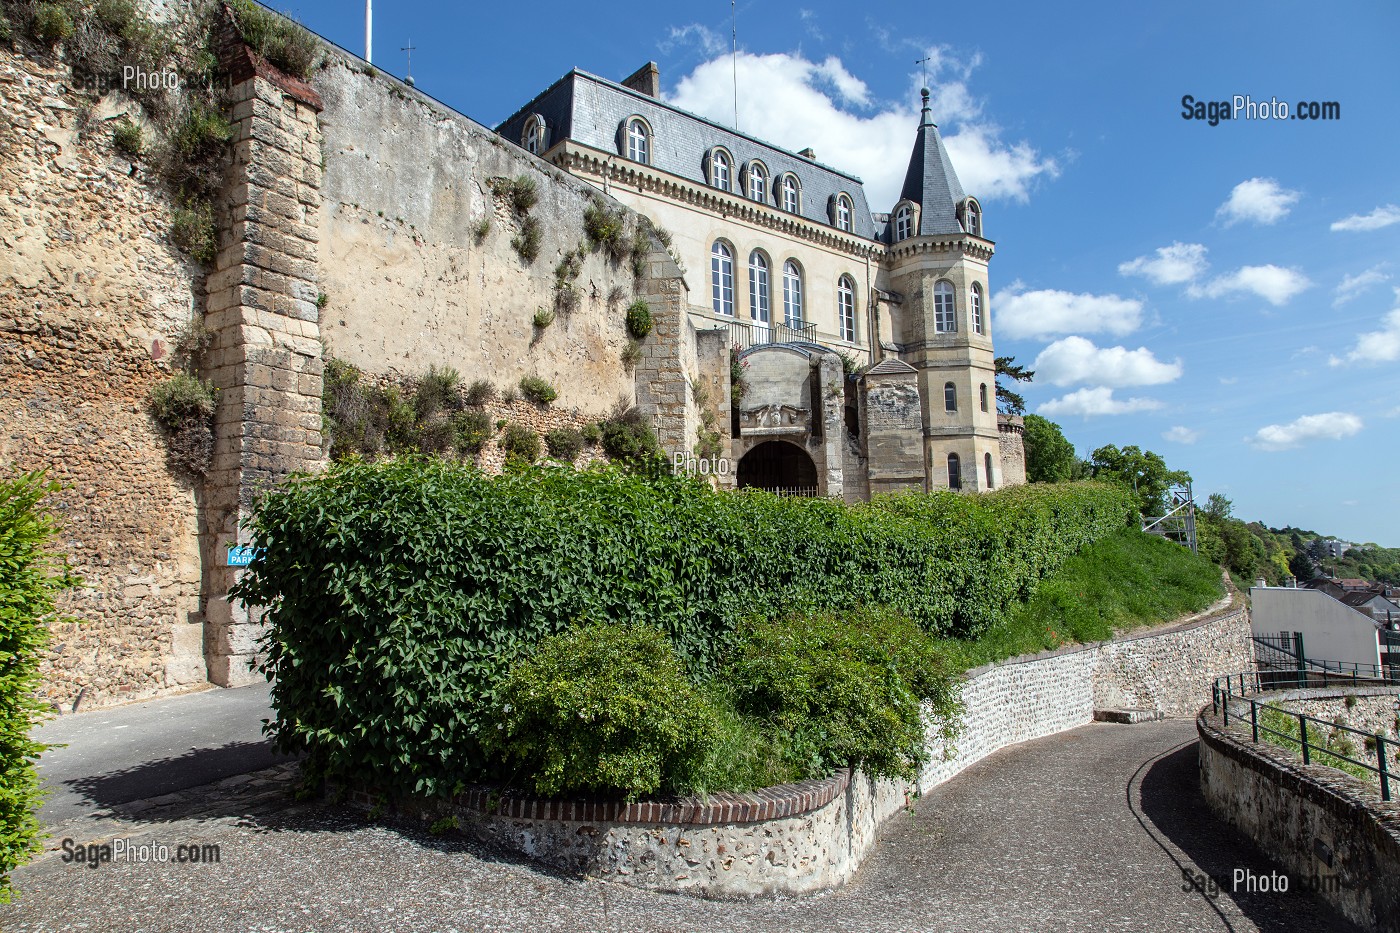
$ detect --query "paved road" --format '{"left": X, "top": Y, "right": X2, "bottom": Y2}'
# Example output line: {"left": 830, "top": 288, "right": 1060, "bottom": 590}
{"left": 34, "top": 682, "right": 284, "bottom": 824}
{"left": 2, "top": 716, "right": 1361, "bottom": 932}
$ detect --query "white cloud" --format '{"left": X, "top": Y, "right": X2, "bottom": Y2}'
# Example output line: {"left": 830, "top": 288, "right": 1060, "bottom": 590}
{"left": 1033, "top": 336, "right": 1182, "bottom": 387}
{"left": 668, "top": 50, "right": 1057, "bottom": 210}
{"left": 1329, "top": 290, "right": 1400, "bottom": 366}
{"left": 1333, "top": 266, "right": 1390, "bottom": 308}
{"left": 1163, "top": 426, "right": 1199, "bottom": 444}
{"left": 1188, "top": 264, "right": 1311, "bottom": 306}
{"left": 660, "top": 23, "right": 727, "bottom": 57}
{"left": 1247, "top": 412, "right": 1363, "bottom": 451}
{"left": 1118, "top": 242, "right": 1209, "bottom": 286}
{"left": 993, "top": 284, "right": 1144, "bottom": 340}
{"left": 1039, "top": 387, "right": 1163, "bottom": 417}
{"left": 1330, "top": 204, "right": 1400, "bottom": 233}
{"left": 1215, "top": 177, "right": 1300, "bottom": 226}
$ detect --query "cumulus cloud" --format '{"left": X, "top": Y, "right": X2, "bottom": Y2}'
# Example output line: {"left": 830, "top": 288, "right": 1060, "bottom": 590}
{"left": 992, "top": 284, "right": 1144, "bottom": 340}
{"left": 1330, "top": 204, "right": 1400, "bottom": 233}
{"left": 1038, "top": 387, "right": 1163, "bottom": 417}
{"left": 1032, "top": 337, "right": 1182, "bottom": 388}
{"left": 1163, "top": 426, "right": 1199, "bottom": 444}
{"left": 1118, "top": 242, "right": 1209, "bottom": 286}
{"left": 660, "top": 23, "right": 727, "bottom": 57}
{"left": 1187, "top": 265, "right": 1311, "bottom": 306}
{"left": 1246, "top": 412, "right": 1363, "bottom": 451}
{"left": 1329, "top": 290, "right": 1400, "bottom": 366}
{"left": 1215, "top": 177, "right": 1300, "bottom": 226}
{"left": 668, "top": 49, "right": 1057, "bottom": 209}
{"left": 1333, "top": 266, "right": 1390, "bottom": 308}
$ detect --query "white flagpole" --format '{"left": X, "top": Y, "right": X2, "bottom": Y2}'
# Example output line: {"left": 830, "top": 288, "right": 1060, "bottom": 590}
{"left": 365, "top": 0, "right": 373, "bottom": 63}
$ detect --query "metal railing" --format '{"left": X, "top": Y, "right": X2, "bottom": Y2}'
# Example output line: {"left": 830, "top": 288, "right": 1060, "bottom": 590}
{"left": 727, "top": 318, "right": 818, "bottom": 349}
{"left": 1211, "top": 666, "right": 1399, "bottom": 801}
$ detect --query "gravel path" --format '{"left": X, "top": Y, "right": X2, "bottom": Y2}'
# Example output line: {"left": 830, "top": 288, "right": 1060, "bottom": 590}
{"left": 0, "top": 720, "right": 1360, "bottom": 932}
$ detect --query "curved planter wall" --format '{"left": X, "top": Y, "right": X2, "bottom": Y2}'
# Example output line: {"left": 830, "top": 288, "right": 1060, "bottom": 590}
{"left": 362, "top": 601, "right": 1251, "bottom": 898}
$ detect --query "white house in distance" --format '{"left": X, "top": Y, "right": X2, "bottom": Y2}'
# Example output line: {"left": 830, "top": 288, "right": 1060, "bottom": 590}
{"left": 1250, "top": 584, "right": 1384, "bottom": 670}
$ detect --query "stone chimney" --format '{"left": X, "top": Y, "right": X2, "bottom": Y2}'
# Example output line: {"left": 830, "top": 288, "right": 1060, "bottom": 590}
{"left": 799, "top": 147, "right": 816, "bottom": 160}
{"left": 622, "top": 62, "right": 660, "bottom": 98}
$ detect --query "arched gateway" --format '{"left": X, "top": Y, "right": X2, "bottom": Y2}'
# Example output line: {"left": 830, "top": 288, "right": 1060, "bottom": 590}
{"left": 737, "top": 441, "right": 819, "bottom": 496}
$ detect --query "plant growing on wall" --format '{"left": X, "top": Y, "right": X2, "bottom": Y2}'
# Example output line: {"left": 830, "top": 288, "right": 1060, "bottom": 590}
{"left": 228, "top": 0, "right": 321, "bottom": 78}
{"left": 500, "top": 423, "right": 541, "bottom": 464}
{"left": 532, "top": 307, "right": 555, "bottom": 329}
{"left": 621, "top": 338, "right": 642, "bottom": 370}
{"left": 111, "top": 117, "right": 143, "bottom": 157}
{"left": 149, "top": 372, "right": 217, "bottom": 475}
{"left": 729, "top": 348, "right": 748, "bottom": 407}
{"left": 544, "top": 427, "right": 583, "bottom": 462}
{"left": 518, "top": 375, "right": 557, "bottom": 406}
{"left": 626, "top": 300, "right": 653, "bottom": 339}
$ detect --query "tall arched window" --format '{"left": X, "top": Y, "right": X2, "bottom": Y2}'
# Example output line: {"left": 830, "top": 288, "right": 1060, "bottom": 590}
{"left": 966, "top": 200, "right": 981, "bottom": 237}
{"left": 944, "top": 381, "right": 957, "bottom": 412}
{"left": 837, "top": 275, "right": 856, "bottom": 341}
{"left": 971, "top": 283, "right": 984, "bottom": 335}
{"left": 984, "top": 453, "right": 994, "bottom": 489}
{"left": 780, "top": 175, "right": 800, "bottom": 213}
{"left": 947, "top": 453, "right": 962, "bottom": 490}
{"left": 934, "top": 281, "right": 957, "bottom": 333}
{"left": 979, "top": 383, "right": 989, "bottom": 412}
{"left": 523, "top": 115, "right": 547, "bottom": 155}
{"left": 711, "top": 150, "right": 731, "bottom": 190}
{"left": 834, "top": 194, "right": 853, "bottom": 232}
{"left": 711, "top": 242, "right": 734, "bottom": 317}
{"left": 894, "top": 205, "right": 914, "bottom": 241}
{"left": 782, "top": 261, "right": 803, "bottom": 327}
{"left": 747, "top": 163, "right": 767, "bottom": 202}
{"left": 748, "top": 251, "right": 770, "bottom": 324}
{"left": 626, "top": 118, "right": 649, "bottom": 163}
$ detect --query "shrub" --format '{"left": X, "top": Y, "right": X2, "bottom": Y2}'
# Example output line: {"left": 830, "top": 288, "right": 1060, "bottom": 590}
{"left": 0, "top": 10, "right": 12, "bottom": 45}
{"left": 471, "top": 217, "right": 490, "bottom": 243}
{"left": 532, "top": 307, "right": 555, "bottom": 329}
{"left": 485, "top": 624, "right": 716, "bottom": 797}
{"left": 544, "top": 427, "right": 583, "bottom": 462}
{"left": 553, "top": 282, "right": 579, "bottom": 315}
{"left": 31, "top": 3, "right": 72, "bottom": 46}
{"left": 499, "top": 423, "right": 540, "bottom": 463}
{"left": 580, "top": 422, "right": 602, "bottom": 445}
{"left": 583, "top": 202, "right": 628, "bottom": 262}
{"left": 625, "top": 300, "right": 653, "bottom": 339}
{"left": 463, "top": 379, "right": 494, "bottom": 407}
{"left": 170, "top": 199, "right": 217, "bottom": 263}
{"left": 723, "top": 610, "right": 962, "bottom": 781}
{"left": 413, "top": 365, "right": 461, "bottom": 420}
{"left": 0, "top": 472, "right": 77, "bottom": 903}
{"left": 450, "top": 410, "right": 491, "bottom": 456}
{"left": 621, "top": 339, "right": 642, "bottom": 369}
{"left": 489, "top": 175, "right": 537, "bottom": 215}
{"left": 170, "top": 101, "right": 231, "bottom": 160}
{"left": 554, "top": 251, "right": 582, "bottom": 282}
{"left": 94, "top": 0, "right": 135, "bottom": 33}
{"left": 518, "top": 375, "right": 556, "bottom": 406}
{"left": 229, "top": 0, "right": 319, "bottom": 79}
{"left": 150, "top": 374, "right": 217, "bottom": 474}
{"left": 511, "top": 215, "right": 541, "bottom": 263}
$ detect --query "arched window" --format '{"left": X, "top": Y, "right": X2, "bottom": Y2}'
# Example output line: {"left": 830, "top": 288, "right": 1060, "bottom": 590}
{"left": 747, "top": 163, "right": 767, "bottom": 202}
{"left": 625, "top": 118, "right": 650, "bottom": 164}
{"left": 711, "top": 242, "right": 734, "bottom": 317}
{"left": 966, "top": 200, "right": 982, "bottom": 237}
{"left": 984, "top": 453, "right": 994, "bottom": 489}
{"left": 979, "top": 383, "right": 989, "bottom": 412}
{"left": 834, "top": 194, "right": 853, "bottom": 232}
{"left": 710, "top": 149, "right": 731, "bottom": 190}
{"left": 780, "top": 174, "right": 800, "bottom": 213}
{"left": 934, "top": 281, "right": 957, "bottom": 333}
{"left": 782, "top": 261, "right": 803, "bottom": 327}
{"left": 944, "top": 381, "right": 957, "bottom": 412}
{"left": 523, "top": 114, "right": 547, "bottom": 155}
{"left": 837, "top": 275, "right": 856, "bottom": 341}
{"left": 971, "top": 283, "right": 984, "bottom": 335}
{"left": 748, "top": 251, "right": 770, "bottom": 324}
{"left": 894, "top": 204, "right": 914, "bottom": 241}
{"left": 947, "top": 453, "right": 962, "bottom": 490}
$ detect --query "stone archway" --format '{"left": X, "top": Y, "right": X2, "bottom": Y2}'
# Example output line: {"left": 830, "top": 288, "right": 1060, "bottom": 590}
{"left": 737, "top": 441, "right": 819, "bottom": 496}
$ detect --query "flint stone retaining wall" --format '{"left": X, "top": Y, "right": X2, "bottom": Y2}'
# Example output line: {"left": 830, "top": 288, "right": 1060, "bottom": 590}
{"left": 366, "top": 599, "right": 1250, "bottom": 897}
{"left": 1198, "top": 697, "right": 1400, "bottom": 933}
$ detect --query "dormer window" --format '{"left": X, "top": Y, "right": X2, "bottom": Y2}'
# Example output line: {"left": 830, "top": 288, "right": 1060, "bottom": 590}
{"left": 522, "top": 114, "right": 548, "bottom": 155}
{"left": 833, "top": 193, "right": 853, "bottom": 232}
{"left": 624, "top": 117, "right": 650, "bottom": 164}
{"left": 708, "top": 148, "right": 733, "bottom": 191}
{"left": 780, "top": 174, "right": 800, "bottom": 213}
{"left": 894, "top": 204, "right": 915, "bottom": 241}
{"left": 746, "top": 162, "right": 768, "bottom": 202}
{"left": 963, "top": 198, "right": 982, "bottom": 237}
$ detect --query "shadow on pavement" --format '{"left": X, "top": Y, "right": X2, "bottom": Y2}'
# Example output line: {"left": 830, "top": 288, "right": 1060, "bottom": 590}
{"left": 1135, "top": 741, "right": 1361, "bottom": 933}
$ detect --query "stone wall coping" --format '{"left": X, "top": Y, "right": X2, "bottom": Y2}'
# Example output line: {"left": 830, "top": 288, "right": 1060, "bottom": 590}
{"left": 1242, "top": 685, "right": 1400, "bottom": 706}
{"left": 962, "top": 593, "right": 1241, "bottom": 680}
{"left": 435, "top": 770, "right": 852, "bottom": 826}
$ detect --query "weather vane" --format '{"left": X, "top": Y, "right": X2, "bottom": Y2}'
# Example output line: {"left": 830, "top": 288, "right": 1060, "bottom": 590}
{"left": 402, "top": 39, "right": 415, "bottom": 87}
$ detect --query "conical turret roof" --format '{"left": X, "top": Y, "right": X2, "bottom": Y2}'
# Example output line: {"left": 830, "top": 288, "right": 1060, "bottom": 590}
{"left": 897, "top": 89, "right": 968, "bottom": 236}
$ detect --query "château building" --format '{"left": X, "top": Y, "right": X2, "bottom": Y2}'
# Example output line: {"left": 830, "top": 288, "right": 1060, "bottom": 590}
{"left": 498, "top": 62, "right": 1025, "bottom": 498}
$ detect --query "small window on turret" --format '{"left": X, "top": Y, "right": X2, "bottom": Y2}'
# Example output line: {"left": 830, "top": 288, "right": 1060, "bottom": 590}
{"left": 965, "top": 200, "right": 981, "bottom": 237}
{"left": 895, "top": 204, "right": 914, "bottom": 241}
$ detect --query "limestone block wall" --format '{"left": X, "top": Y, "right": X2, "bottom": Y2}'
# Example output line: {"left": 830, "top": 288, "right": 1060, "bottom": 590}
{"left": 0, "top": 46, "right": 204, "bottom": 709}
{"left": 998, "top": 414, "right": 1026, "bottom": 487}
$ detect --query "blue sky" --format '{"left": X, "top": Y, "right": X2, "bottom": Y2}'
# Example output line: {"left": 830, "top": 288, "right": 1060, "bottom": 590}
{"left": 280, "top": 1, "right": 1399, "bottom": 544}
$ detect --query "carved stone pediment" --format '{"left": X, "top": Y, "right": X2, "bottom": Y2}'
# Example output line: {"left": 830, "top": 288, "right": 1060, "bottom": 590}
{"left": 740, "top": 404, "right": 810, "bottom": 435}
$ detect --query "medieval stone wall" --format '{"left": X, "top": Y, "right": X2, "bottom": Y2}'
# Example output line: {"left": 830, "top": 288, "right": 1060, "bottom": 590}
{"left": 0, "top": 45, "right": 205, "bottom": 710}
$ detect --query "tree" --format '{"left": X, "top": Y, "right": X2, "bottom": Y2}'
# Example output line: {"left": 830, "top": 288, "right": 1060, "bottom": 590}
{"left": 1288, "top": 548, "right": 1319, "bottom": 582}
{"left": 1202, "top": 493, "right": 1233, "bottom": 522}
{"left": 994, "top": 356, "right": 1034, "bottom": 416}
{"left": 1022, "top": 414, "right": 1077, "bottom": 483}
{"left": 1088, "top": 444, "right": 1190, "bottom": 518}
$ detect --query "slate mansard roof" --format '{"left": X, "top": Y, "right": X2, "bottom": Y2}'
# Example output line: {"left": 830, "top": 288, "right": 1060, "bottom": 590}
{"left": 496, "top": 68, "right": 882, "bottom": 241}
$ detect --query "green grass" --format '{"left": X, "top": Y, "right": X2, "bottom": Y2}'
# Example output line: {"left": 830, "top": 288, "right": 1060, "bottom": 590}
{"left": 943, "top": 528, "right": 1225, "bottom": 668}
{"left": 1257, "top": 706, "right": 1378, "bottom": 784}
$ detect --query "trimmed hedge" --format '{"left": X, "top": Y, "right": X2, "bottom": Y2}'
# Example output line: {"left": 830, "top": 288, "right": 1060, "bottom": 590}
{"left": 233, "top": 460, "right": 1132, "bottom": 795}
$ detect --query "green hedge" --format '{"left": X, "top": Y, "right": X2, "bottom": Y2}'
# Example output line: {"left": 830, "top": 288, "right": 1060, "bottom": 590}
{"left": 0, "top": 472, "right": 76, "bottom": 901}
{"left": 233, "top": 460, "right": 1132, "bottom": 795}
